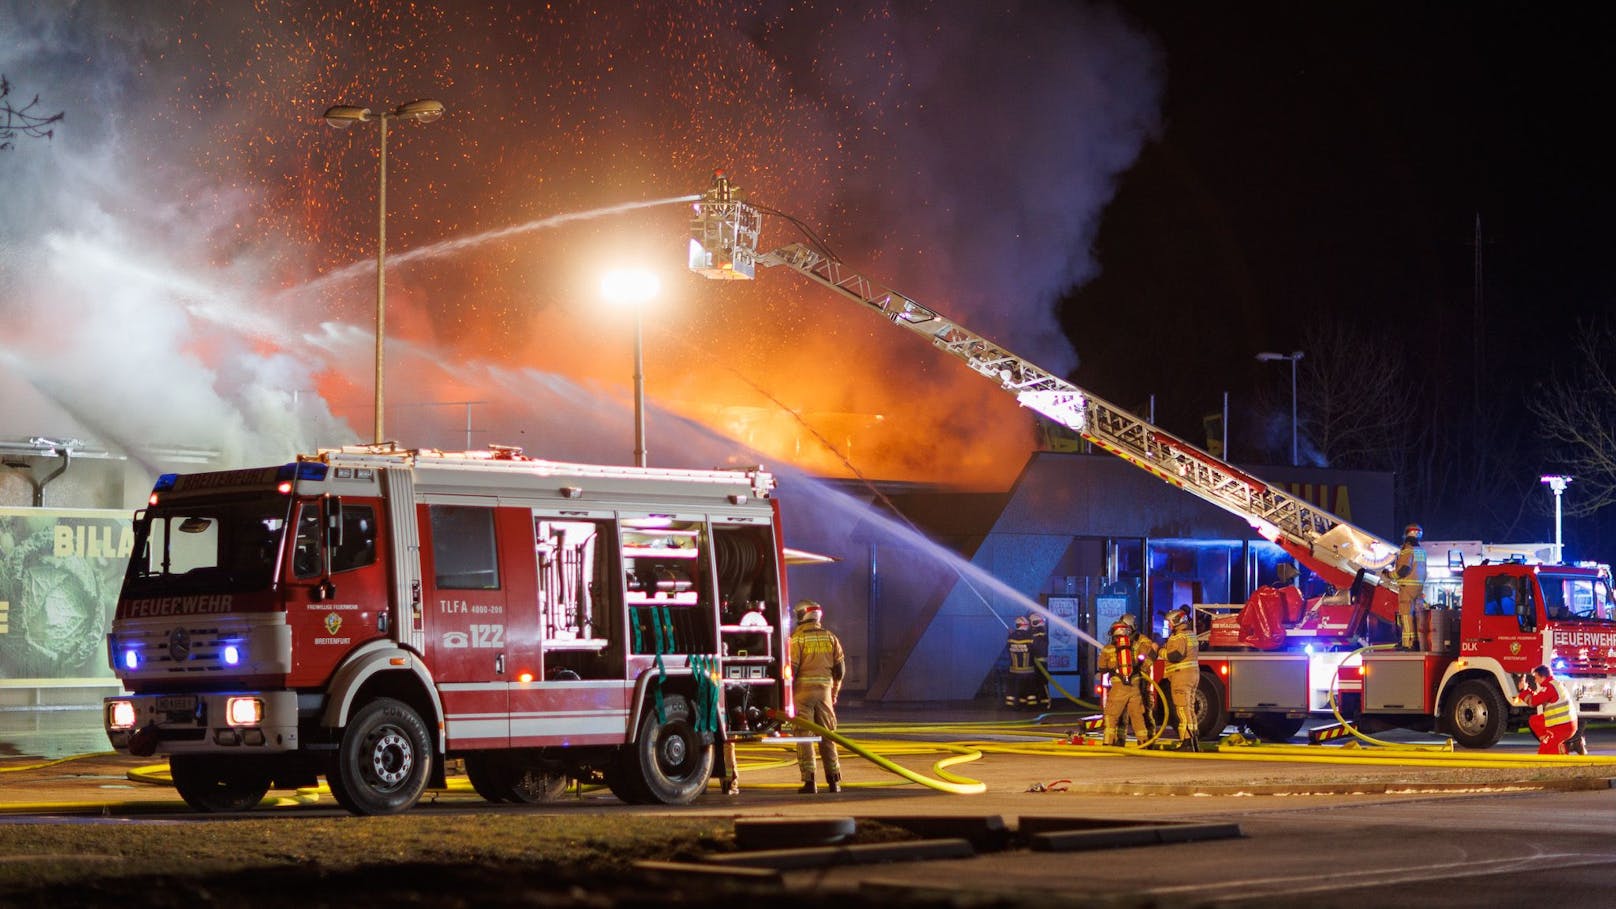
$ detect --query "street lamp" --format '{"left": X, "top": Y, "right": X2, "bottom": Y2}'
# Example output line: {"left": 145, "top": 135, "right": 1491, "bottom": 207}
{"left": 1256, "top": 350, "right": 1304, "bottom": 466}
{"left": 323, "top": 99, "right": 446, "bottom": 444}
{"left": 600, "top": 268, "right": 661, "bottom": 467}
{"left": 1541, "top": 475, "right": 1572, "bottom": 564}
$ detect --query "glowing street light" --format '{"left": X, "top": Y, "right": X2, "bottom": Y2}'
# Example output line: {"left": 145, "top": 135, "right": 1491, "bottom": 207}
{"left": 1256, "top": 350, "right": 1304, "bottom": 466}
{"left": 1541, "top": 474, "right": 1572, "bottom": 564}
{"left": 322, "top": 99, "right": 446, "bottom": 444}
{"left": 600, "top": 268, "right": 661, "bottom": 467}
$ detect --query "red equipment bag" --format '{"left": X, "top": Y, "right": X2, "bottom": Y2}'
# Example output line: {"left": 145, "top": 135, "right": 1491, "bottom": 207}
{"left": 1237, "top": 586, "right": 1287, "bottom": 650}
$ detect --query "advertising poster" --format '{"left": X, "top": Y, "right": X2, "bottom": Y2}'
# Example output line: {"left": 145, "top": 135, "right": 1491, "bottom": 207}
{"left": 0, "top": 507, "right": 130, "bottom": 681}
{"left": 1095, "top": 594, "right": 1130, "bottom": 635}
{"left": 1044, "top": 596, "right": 1081, "bottom": 673}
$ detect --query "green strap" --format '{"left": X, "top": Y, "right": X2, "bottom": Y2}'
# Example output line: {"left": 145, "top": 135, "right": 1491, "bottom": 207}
{"left": 650, "top": 604, "right": 669, "bottom": 724}
{"left": 690, "top": 655, "right": 719, "bottom": 734}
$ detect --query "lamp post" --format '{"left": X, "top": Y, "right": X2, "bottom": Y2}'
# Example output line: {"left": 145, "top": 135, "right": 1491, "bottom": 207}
{"left": 1256, "top": 350, "right": 1304, "bottom": 466}
{"left": 323, "top": 99, "right": 446, "bottom": 444}
{"left": 1541, "top": 474, "right": 1572, "bottom": 564}
{"left": 600, "top": 268, "right": 661, "bottom": 467}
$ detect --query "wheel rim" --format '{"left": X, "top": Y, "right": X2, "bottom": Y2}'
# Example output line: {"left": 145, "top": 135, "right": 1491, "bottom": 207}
{"left": 657, "top": 724, "right": 694, "bottom": 778}
{"left": 366, "top": 727, "right": 414, "bottom": 790}
{"left": 1452, "top": 693, "right": 1489, "bottom": 737}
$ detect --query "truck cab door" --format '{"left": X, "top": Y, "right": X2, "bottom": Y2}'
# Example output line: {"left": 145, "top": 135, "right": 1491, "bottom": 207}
{"left": 1466, "top": 568, "right": 1539, "bottom": 674}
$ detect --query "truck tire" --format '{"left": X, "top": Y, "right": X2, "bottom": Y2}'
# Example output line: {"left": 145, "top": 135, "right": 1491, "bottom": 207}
{"left": 464, "top": 752, "right": 511, "bottom": 803}
{"left": 169, "top": 755, "right": 270, "bottom": 813}
{"left": 501, "top": 761, "right": 569, "bottom": 803}
{"left": 1245, "top": 713, "right": 1305, "bottom": 742}
{"left": 1443, "top": 678, "right": 1508, "bottom": 748}
{"left": 1195, "top": 671, "right": 1228, "bottom": 741}
{"left": 329, "top": 697, "right": 433, "bottom": 816}
{"left": 603, "top": 749, "right": 649, "bottom": 804}
{"left": 627, "top": 694, "right": 713, "bottom": 805}
{"left": 465, "top": 751, "right": 569, "bottom": 804}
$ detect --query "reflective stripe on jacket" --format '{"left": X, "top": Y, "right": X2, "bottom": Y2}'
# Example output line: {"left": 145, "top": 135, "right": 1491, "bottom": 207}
{"left": 1163, "top": 628, "right": 1198, "bottom": 674}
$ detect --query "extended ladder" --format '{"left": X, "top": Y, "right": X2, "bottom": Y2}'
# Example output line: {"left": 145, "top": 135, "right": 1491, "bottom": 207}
{"left": 689, "top": 178, "right": 1399, "bottom": 585}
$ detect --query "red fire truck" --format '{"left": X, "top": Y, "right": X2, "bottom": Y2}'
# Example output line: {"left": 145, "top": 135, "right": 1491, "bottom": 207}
{"left": 688, "top": 170, "right": 1616, "bottom": 749}
{"left": 104, "top": 447, "right": 792, "bottom": 814}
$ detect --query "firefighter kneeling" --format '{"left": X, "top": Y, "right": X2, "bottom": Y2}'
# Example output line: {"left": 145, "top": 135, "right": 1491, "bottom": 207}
{"left": 1515, "top": 664, "right": 1579, "bottom": 755}
{"left": 1098, "top": 617, "right": 1151, "bottom": 747}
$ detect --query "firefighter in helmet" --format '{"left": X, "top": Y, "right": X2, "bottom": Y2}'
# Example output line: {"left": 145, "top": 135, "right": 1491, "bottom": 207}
{"left": 1029, "top": 613, "right": 1051, "bottom": 710}
{"left": 1162, "top": 606, "right": 1201, "bottom": 751}
{"left": 1097, "top": 615, "right": 1150, "bottom": 746}
{"left": 1385, "top": 523, "right": 1427, "bottom": 650}
{"left": 790, "top": 599, "right": 845, "bottom": 793}
{"left": 1004, "top": 615, "right": 1038, "bottom": 710}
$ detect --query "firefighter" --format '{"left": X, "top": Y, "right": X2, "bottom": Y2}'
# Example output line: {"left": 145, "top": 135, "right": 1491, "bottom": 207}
{"left": 1385, "top": 523, "right": 1427, "bottom": 650}
{"left": 1515, "top": 664, "right": 1579, "bottom": 755}
{"left": 1004, "top": 615, "right": 1039, "bottom": 710}
{"left": 1097, "top": 617, "right": 1149, "bottom": 746}
{"left": 1162, "top": 606, "right": 1200, "bottom": 751}
{"left": 1029, "top": 613, "right": 1051, "bottom": 710}
{"left": 790, "top": 599, "right": 845, "bottom": 793}
{"left": 1125, "top": 613, "right": 1160, "bottom": 735}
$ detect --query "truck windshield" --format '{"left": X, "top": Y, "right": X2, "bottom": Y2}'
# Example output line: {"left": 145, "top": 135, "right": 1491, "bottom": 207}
{"left": 1538, "top": 572, "right": 1616, "bottom": 622}
{"left": 123, "top": 498, "right": 292, "bottom": 596}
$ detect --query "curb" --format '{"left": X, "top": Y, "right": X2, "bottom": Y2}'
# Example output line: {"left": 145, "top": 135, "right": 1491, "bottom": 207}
{"left": 704, "top": 838, "right": 976, "bottom": 870}
{"left": 1057, "top": 777, "right": 1616, "bottom": 796}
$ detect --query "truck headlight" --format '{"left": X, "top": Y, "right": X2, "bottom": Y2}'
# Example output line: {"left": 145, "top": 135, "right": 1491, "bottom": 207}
{"left": 226, "top": 697, "right": 264, "bottom": 726}
{"left": 108, "top": 700, "right": 137, "bottom": 730}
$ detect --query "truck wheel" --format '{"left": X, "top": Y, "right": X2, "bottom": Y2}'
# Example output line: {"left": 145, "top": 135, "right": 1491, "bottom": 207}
{"left": 1443, "top": 678, "right": 1508, "bottom": 748}
{"left": 169, "top": 755, "right": 270, "bottom": 812}
{"left": 603, "top": 749, "right": 648, "bottom": 804}
{"left": 628, "top": 694, "right": 713, "bottom": 805}
{"left": 466, "top": 752, "right": 569, "bottom": 803}
{"left": 1194, "top": 672, "right": 1229, "bottom": 741}
{"left": 464, "top": 752, "right": 511, "bottom": 803}
{"left": 330, "top": 698, "right": 433, "bottom": 816}
{"left": 1246, "top": 713, "right": 1305, "bottom": 742}
{"left": 502, "top": 760, "right": 569, "bottom": 803}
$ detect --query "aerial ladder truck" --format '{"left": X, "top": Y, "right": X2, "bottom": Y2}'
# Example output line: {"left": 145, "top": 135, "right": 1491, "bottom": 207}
{"left": 689, "top": 171, "right": 1616, "bottom": 749}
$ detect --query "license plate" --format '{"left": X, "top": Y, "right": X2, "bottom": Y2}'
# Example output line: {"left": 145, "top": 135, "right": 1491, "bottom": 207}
{"left": 155, "top": 695, "right": 196, "bottom": 714}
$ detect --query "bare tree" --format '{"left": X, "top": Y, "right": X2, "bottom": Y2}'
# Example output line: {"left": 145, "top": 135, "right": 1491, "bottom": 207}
{"left": 0, "top": 75, "right": 64, "bottom": 150}
{"left": 1295, "top": 317, "right": 1412, "bottom": 472}
{"left": 1530, "top": 320, "right": 1616, "bottom": 518}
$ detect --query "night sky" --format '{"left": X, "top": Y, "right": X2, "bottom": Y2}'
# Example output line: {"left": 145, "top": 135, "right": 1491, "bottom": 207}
{"left": 1077, "top": 2, "right": 1614, "bottom": 415}
{"left": 4, "top": 1, "right": 1616, "bottom": 550}
{"left": 1066, "top": 2, "right": 1616, "bottom": 550}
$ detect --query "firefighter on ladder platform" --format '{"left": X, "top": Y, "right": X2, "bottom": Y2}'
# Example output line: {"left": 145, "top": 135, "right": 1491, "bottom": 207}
{"left": 1515, "top": 664, "right": 1579, "bottom": 755}
{"left": 1385, "top": 523, "right": 1427, "bottom": 650}
{"left": 1098, "top": 616, "right": 1150, "bottom": 747}
{"left": 1163, "top": 606, "right": 1200, "bottom": 752}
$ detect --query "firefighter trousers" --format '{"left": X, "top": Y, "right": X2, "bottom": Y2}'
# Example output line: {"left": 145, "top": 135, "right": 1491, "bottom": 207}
{"left": 794, "top": 680, "right": 840, "bottom": 780}
{"left": 1103, "top": 679, "right": 1148, "bottom": 746}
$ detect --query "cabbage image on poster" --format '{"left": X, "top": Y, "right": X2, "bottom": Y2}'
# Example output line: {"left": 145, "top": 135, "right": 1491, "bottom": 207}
{"left": 0, "top": 508, "right": 131, "bottom": 681}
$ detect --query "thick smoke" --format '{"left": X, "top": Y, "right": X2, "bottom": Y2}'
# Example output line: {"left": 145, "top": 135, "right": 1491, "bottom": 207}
{"left": 0, "top": 1, "right": 1161, "bottom": 488}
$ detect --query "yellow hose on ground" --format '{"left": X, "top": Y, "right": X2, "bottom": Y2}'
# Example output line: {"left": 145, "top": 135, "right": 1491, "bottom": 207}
{"left": 0, "top": 751, "right": 115, "bottom": 773}
{"left": 788, "top": 713, "right": 987, "bottom": 794}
